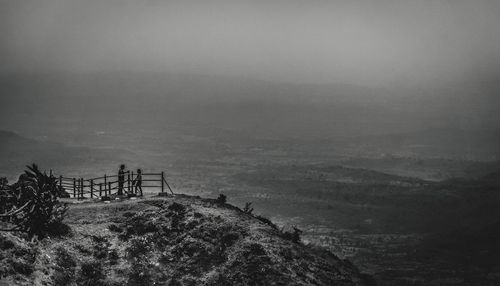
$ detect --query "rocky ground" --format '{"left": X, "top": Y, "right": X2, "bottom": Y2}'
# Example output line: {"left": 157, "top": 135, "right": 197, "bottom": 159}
{"left": 0, "top": 194, "right": 374, "bottom": 286}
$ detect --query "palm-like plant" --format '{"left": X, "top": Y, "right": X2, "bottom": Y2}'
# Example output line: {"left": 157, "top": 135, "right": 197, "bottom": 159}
{"left": 0, "top": 164, "right": 67, "bottom": 237}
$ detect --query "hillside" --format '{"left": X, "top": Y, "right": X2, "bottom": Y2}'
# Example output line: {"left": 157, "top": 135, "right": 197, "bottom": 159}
{"left": 0, "top": 195, "right": 373, "bottom": 286}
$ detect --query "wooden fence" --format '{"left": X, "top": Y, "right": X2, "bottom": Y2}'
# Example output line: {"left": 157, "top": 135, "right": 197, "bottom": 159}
{"left": 57, "top": 171, "right": 174, "bottom": 200}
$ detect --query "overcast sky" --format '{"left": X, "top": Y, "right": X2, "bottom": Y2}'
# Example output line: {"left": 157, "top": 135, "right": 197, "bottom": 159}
{"left": 1, "top": 0, "right": 500, "bottom": 86}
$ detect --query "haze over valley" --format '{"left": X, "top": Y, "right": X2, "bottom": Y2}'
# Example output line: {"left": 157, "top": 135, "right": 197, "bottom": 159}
{"left": 2, "top": 1, "right": 500, "bottom": 285}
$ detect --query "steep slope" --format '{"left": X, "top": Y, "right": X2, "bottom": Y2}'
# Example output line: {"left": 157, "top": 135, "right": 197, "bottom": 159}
{"left": 0, "top": 195, "right": 373, "bottom": 286}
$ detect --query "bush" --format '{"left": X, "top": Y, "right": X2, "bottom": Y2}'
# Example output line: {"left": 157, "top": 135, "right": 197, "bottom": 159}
{"left": 221, "top": 232, "right": 240, "bottom": 248}
{"left": 91, "top": 236, "right": 111, "bottom": 260}
{"left": 242, "top": 202, "right": 253, "bottom": 214}
{"left": 127, "top": 237, "right": 151, "bottom": 258}
{"left": 226, "top": 243, "right": 280, "bottom": 285}
{"left": 167, "top": 202, "right": 186, "bottom": 214}
{"left": 247, "top": 243, "right": 267, "bottom": 256}
{"left": 52, "top": 247, "right": 76, "bottom": 286}
{"left": 127, "top": 261, "right": 154, "bottom": 286}
{"left": 124, "top": 216, "right": 158, "bottom": 236}
{"left": 216, "top": 194, "right": 227, "bottom": 204}
{"left": 108, "top": 224, "right": 122, "bottom": 233}
{"left": 0, "top": 236, "right": 15, "bottom": 250}
{"left": 53, "top": 270, "right": 74, "bottom": 286}
{"left": 108, "top": 249, "right": 119, "bottom": 265}
{"left": 55, "top": 246, "right": 76, "bottom": 269}
{"left": 77, "top": 260, "right": 106, "bottom": 286}
{"left": 11, "top": 259, "right": 34, "bottom": 275}
{"left": 0, "top": 164, "right": 68, "bottom": 237}
{"left": 280, "top": 227, "right": 303, "bottom": 243}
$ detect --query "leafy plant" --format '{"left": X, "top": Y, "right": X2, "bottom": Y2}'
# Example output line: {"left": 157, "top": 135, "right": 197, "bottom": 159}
{"left": 0, "top": 164, "right": 68, "bottom": 237}
{"left": 242, "top": 202, "right": 254, "bottom": 214}
{"left": 127, "top": 236, "right": 151, "bottom": 258}
{"left": 216, "top": 194, "right": 227, "bottom": 204}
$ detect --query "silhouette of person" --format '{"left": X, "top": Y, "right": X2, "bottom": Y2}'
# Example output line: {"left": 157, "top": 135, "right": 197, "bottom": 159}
{"left": 134, "top": 169, "right": 143, "bottom": 196}
{"left": 118, "top": 164, "right": 127, "bottom": 196}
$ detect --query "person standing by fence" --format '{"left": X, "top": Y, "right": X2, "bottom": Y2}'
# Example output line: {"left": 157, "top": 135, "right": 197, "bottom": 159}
{"left": 134, "top": 169, "right": 143, "bottom": 196}
{"left": 118, "top": 164, "right": 127, "bottom": 196}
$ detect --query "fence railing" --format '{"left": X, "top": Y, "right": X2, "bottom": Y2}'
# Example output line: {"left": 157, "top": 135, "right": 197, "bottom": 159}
{"left": 57, "top": 171, "right": 174, "bottom": 200}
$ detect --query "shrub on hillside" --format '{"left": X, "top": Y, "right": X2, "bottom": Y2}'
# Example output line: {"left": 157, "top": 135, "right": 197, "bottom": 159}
{"left": 77, "top": 260, "right": 106, "bottom": 286}
{"left": 52, "top": 246, "right": 76, "bottom": 286}
{"left": 280, "top": 226, "right": 303, "bottom": 243}
{"left": 216, "top": 194, "right": 227, "bottom": 204}
{"left": 127, "top": 236, "right": 152, "bottom": 258}
{"left": 0, "top": 164, "right": 68, "bottom": 237}
{"left": 108, "top": 224, "right": 122, "bottom": 233}
{"left": 127, "top": 261, "right": 154, "bottom": 286}
{"left": 167, "top": 202, "right": 187, "bottom": 214}
{"left": 242, "top": 202, "right": 254, "bottom": 214}
{"left": 225, "top": 243, "right": 283, "bottom": 285}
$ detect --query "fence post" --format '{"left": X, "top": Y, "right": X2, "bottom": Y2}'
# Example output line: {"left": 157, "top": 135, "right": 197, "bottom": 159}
{"left": 99, "top": 183, "right": 102, "bottom": 197}
{"left": 161, "top": 172, "right": 165, "bottom": 193}
{"left": 59, "top": 176, "right": 62, "bottom": 189}
{"left": 73, "top": 178, "right": 76, "bottom": 198}
{"left": 108, "top": 182, "right": 111, "bottom": 196}
{"left": 90, "top": 179, "right": 94, "bottom": 198}
{"left": 127, "top": 173, "right": 131, "bottom": 194}
{"left": 80, "top": 178, "right": 84, "bottom": 199}
{"left": 131, "top": 171, "right": 134, "bottom": 194}
{"left": 104, "top": 174, "right": 107, "bottom": 197}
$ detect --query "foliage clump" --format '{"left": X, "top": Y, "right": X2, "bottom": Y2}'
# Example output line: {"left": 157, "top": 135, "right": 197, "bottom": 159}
{"left": 242, "top": 202, "right": 254, "bottom": 214}
{"left": 127, "top": 261, "right": 155, "bottom": 286}
{"left": 52, "top": 246, "right": 76, "bottom": 286}
{"left": 0, "top": 164, "right": 68, "bottom": 237}
{"left": 77, "top": 260, "right": 107, "bottom": 286}
{"left": 280, "top": 226, "right": 303, "bottom": 243}
{"left": 216, "top": 193, "right": 227, "bottom": 204}
{"left": 0, "top": 233, "right": 37, "bottom": 281}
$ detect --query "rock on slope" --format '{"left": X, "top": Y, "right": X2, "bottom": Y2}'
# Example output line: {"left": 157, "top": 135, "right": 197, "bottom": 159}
{"left": 0, "top": 195, "right": 373, "bottom": 286}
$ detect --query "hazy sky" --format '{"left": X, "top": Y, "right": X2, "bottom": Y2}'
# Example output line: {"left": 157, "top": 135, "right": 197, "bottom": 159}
{"left": 1, "top": 0, "right": 500, "bottom": 86}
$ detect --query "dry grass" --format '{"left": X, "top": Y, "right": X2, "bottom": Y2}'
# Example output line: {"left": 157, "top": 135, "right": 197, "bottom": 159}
{"left": 0, "top": 195, "right": 370, "bottom": 286}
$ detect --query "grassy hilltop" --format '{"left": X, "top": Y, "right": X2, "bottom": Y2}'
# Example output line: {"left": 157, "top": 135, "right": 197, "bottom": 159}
{"left": 0, "top": 195, "right": 373, "bottom": 286}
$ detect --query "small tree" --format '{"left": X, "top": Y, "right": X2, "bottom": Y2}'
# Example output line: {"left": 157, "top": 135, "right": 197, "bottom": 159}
{"left": 0, "top": 164, "right": 68, "bottom": 237}
{"left": 242, "top": 202, "right": 254, "bottom": 214}
{"left": 216, "top": 194, "right": 227, "bottom": 204}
